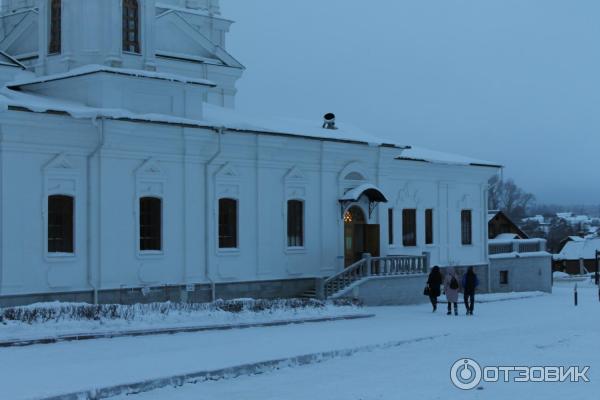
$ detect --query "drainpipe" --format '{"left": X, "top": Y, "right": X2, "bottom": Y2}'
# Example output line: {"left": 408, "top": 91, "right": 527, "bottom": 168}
{"left": 0, "top": 123, "right": 3, "bottom": 297}
{"left": 204, "top": 127, "right": 224, "bottom": 302}
{"left": 87, "top": 118, "right": 105, "bottom": 304}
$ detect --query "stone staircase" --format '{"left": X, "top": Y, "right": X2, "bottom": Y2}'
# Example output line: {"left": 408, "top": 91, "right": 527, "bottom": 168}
{"left": 322, "top": 254, "right": 429, "bottom": 299}
{"left": 298, "top": 287, "right": 317, "bottom": 299}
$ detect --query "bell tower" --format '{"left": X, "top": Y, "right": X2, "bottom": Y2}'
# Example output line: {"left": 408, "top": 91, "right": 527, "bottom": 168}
{"left": 37, "top": 0, "right": 157, "bottom": 75}
{"left": 1, "top": 0, "right": 244, "bottom": 108}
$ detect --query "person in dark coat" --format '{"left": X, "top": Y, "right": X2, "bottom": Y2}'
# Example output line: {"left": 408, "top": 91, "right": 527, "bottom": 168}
{"left": 426, "top": 266, "right": 442, "bottom": 312}
{"left": 462, "top": 267, "right": 479, "bottom": 315}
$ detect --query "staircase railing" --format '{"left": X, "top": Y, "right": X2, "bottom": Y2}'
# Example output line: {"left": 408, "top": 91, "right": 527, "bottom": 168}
{"left": 323, "top": 254, "right": 428, "bottom": 298}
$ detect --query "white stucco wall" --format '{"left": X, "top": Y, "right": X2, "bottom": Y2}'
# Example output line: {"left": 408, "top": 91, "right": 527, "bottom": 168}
{"left": 0, "top": 108, "right": 495, "bottom": 297}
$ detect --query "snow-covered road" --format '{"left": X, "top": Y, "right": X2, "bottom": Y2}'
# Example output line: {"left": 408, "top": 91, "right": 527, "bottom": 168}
{"left": 115, "top": 285, "right": 600, "bottom": 400}
{"left": 2, "top": 286, "right": 598, "bottom": 399}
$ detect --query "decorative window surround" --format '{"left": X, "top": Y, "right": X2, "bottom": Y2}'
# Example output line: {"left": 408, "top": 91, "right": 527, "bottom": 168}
{"left": 284, "top": 166, "right": 307, "bottom": 253}
{"left": 215, "top": 162, "right": 241, "bottom": 255}
{"left": 135, "top": 158, "right": 166, "bottom": 258}
{"left": 43, "top": 153, "right": 80, "bottom": 262}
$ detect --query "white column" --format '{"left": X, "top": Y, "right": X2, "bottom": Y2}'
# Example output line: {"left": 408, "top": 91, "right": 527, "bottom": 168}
{"left": 105, "top": 0, "right": 123, "bottom": 66}
{"left": 36, "top": 0, "right": 49, "bottom": 74}
{"left": 142, "top": 0, "right": 157, "bottom": 70}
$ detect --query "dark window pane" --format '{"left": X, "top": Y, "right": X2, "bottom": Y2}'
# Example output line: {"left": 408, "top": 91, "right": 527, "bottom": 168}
{"left": 388, "top": 209, "right": 394, "bottom": 245}
{"left": 500, "top": 270, "right": 509, "bottom": 285}
{"left": 402, "top": 209, "right": 417, "bottom": 247}
{"left": 49, "top": 0, "right": 61, "bottom": 54}
{"left": 123, "top": 0, "right": 140, "bottom": 53}
{"left": 461, "top": 210, "right": 472, "bottom": 245}
{"left": 219, "top": 198, "right": 238, "bottom": 248}
{"left": 425, "top": 209, "right": 433, "bottom": 245}
{"left": 287, "top": 200, "right": 304, "bottom": 247}
{"left": 140, "top": 197, "right": 162, "bottom": 251}
{"left": 48, "top": 195, "right": 74, "bottom": 253}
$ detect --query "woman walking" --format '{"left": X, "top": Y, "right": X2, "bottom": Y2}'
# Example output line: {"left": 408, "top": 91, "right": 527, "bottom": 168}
{"left": 444, "top": 267, "right": 460, "bottom": 316}
{"left": 426, "top": 266, "right": 443, "bottom": 312}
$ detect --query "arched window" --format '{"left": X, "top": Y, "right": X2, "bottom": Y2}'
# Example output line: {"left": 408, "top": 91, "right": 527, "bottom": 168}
{"left": 219, "top": 198, "right": 238, "bottom": 249}
{"left": 140, "top": 197, "right": 162, "bottom": 251}
{"left": 287, "top": 200, "right": 304, "bottom": 247}
{"left": 48, "top": 0, "right": 61, "bottom": 54}
{"left": 48, "top": 195, "right": 74, "bottom": 253}
{"left": 344, "top": 172, "right": 365, "bottom": 181}
{"left": 123, "top": 0, "right": 140, "bottom": 53}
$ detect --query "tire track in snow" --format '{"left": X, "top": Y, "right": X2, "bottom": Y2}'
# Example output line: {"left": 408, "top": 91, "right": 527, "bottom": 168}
{"left": 40, "top": 333, "right": 450, "bottom": 400}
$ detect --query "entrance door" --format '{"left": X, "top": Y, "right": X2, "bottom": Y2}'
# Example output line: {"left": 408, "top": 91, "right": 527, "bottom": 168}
{"left": 344, "top": 206, "right": 380, "bottom": 267}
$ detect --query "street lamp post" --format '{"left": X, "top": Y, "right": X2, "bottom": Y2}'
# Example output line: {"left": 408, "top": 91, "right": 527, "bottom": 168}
{"left": 596, "top": 250, "right": 600, "bottom": 303}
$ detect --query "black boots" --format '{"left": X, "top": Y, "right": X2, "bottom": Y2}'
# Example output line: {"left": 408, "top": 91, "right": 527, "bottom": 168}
{"left": 447, "top": 303, "right": 458, "bottom": 315}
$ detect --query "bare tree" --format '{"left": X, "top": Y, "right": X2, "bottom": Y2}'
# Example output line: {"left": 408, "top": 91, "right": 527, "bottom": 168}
{"left": 488, "top": 176, "right": 535, "bottom": 221}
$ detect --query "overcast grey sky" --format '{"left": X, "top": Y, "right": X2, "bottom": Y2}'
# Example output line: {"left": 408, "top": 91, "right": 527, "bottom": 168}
{"left": 221, "top": 0, "right": 600, "bottom": 205}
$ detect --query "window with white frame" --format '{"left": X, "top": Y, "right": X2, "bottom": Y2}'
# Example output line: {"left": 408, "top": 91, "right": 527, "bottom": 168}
{"left": 425, "top": 209, "right": 434, "bottom": 245}
{"left": 388, "top": 208, "right": 394, "bottom": 245}
{"left": 219, "top": 198, "right": 238, "bottom": 249}
{"left": 49, "top": 0, "right": 61, "bottom": 54}
{"left": 287, "top": 200, "right": 304, "bottom": 247}
{"left": 402, "top": 209, "right": 417, "bottom": 247}
{"left": 48, "top": 194, "right": 74, "bottom": 253}
{"left": 139, "top": 197, "right": 162, "bottom": 251}
{"left": 123, "top": 0, "right": 140, "bottom": 53}
{"left": 461, "top": 209, "right": 472, "bottom": 245}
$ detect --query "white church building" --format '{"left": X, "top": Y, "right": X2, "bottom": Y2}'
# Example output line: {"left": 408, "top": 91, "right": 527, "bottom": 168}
{"left": 0, "top": 0, "right": 501, "bottom": 306}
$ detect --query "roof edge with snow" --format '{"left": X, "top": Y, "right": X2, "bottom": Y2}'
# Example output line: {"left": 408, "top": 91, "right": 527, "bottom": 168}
{"left": 7, "top": 65, "right": 217, "bottom": 89}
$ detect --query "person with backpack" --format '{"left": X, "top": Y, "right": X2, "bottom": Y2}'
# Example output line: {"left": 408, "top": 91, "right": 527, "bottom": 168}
{"left": 443, "top": 267, "right": 460, "bottom": 316}
{"left": 426, "top": 266, "right": 443, "bottom": 312}
{"left": 462, "top": 267, "right": 479, "bottom": 315}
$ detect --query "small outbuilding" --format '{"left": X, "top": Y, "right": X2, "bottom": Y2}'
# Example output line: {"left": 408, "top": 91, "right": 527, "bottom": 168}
{"left": 553, "top": 237, "right": 600, "bottom": 275}
{"left": 488, "top": 210, "right": 528, "bottom": 240}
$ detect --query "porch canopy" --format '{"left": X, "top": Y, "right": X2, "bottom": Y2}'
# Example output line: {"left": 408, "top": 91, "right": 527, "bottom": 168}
{"left": 339, "top": 183, "right": 389, "bottom": 218}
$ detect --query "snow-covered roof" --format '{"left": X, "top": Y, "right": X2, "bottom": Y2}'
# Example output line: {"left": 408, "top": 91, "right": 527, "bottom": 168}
{"left": 396, "top": 146, "right": 501, "bottom": 168}
{"left": 7, "top": 65, "right": 217, "bottom": 89}
{"left": 156, "top": 3, "right": 233, "bottom": 22}
{"left": 488, "top": 210, "right": 500, "bottom": 223}
{"left": 202, "top": 103, "right": 400, "bottom": 146}
{"left": 493, "top": 233, "right": 521, "bottom": 240}
{"left": 554, "top": 237, "right": 600, "bottom": 261}
{"left": 556, "top": 212, "right": 573, "bottom": 219}
{"left": 340, "top": 184, "right": 388, "bottom": 203}
{"left": 0, "top": 71, "right": 500, "bottom": 168}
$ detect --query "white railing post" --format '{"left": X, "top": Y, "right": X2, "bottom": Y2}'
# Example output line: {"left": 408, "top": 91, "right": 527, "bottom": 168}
{"left": 539, "top": 239, "right": 546, "bottom": 252}
{"left": 512, "top": 240, "right": 520, "bottom": 254}
{"left": 422, "top": 252, "right": 430, "bottom": 273}
{"left": 362, "top": 253, "right": 372, "bottom": 276}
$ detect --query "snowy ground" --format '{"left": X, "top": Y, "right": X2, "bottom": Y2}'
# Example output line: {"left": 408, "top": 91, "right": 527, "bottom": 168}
{"left": 1, "top": 285, "right": 598, "bottom": 399}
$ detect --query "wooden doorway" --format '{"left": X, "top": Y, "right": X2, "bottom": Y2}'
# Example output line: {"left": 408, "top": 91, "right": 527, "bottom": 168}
{"left": 344, "top": 206, "right": 380, "bottom": 267}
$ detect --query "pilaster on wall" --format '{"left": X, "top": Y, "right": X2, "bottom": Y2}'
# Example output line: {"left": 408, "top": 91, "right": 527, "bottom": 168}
{"left": 438, "top": 182, "right": 450, "bottom": 265}
{"left": 141, "top": 0, "right": 157, "bottom": 70}
{"left": 35, "top": 0, "right": 48, "bottom": 75}
{"left": 105, "top": 0, "right": 123, "bottom": 67}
